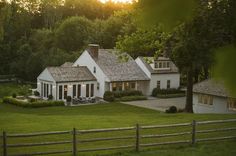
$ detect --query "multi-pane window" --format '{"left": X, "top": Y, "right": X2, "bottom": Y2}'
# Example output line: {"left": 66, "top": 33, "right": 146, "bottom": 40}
{"left": 59, "top": 85, "right": 62, "bottom": 100}
{"left": 167, "top": 80, "right": 171, "bottom": 89}
{"left": 198, "top": 94, "right": 213, "bottom": 105}
{"left": 86, "top": 84, "right": 90, "bottom": 97}
{"left": 41, "top": 82, "right": 43, "bottom": 97}
{"left": 50, "top": 84, "right": 52, "bottom": 95}
{"left": 73, "top": 85, "right": 76, "bottom": 98}
{"left": 124, "top": 82, "right": 136, "bottom": 91}
{"left": 154, "top": 61, "right": 171, "bottom": 69}
{"left": 157, "top": 81, "right": 161, "bottom": 89}
{"left": 112, "top": 82, "right": 122, "bottom": 91}
{"left": 64, "top": 85, "right": 68, "bottom": 99}
{"left": 227, "top": 98, "right": 236, "bottom": 111}
{"left": 77, "top": 84, "right": 81, "bottom": 98}
{"left": 91, "top": 84, "right": 94, "bottom": 97}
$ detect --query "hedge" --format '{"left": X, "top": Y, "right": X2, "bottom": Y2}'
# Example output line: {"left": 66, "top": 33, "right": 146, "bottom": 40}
{"left": 152, "top": 88, "right": 185, "bottom": 97}
{"left": 3, "top": 97, "right": 65, "bottom": 108}
{"left": 118, "top": 96, "right": 147, "bottom": 102}
{"left": 156, "top": 93, "right": 186, "bottom": 98}
{"left": 113, "top": 90, "right": 143, "bottom": 98}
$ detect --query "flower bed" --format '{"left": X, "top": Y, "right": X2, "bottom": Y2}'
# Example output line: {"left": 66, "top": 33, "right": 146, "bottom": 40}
{"left": 3, "top": 97, "right": 64, "bottom": 108}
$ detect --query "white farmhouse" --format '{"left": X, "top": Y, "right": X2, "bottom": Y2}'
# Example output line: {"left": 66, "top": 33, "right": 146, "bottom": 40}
{"left": 73, "top": 44, "right": 150, "bottom": 98}
{"left": 135, "top": 56, "right": 180, "bottom": 95}
{"left": 37, "top": 44, "right": 181, "bottom": 100}
{"left": 193, "top": 79, "right": 236, "bottom": 114}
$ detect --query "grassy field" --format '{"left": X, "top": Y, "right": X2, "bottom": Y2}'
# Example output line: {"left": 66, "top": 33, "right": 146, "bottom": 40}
{"left": 0, "top": 83, "right": 236, "bottom": 155}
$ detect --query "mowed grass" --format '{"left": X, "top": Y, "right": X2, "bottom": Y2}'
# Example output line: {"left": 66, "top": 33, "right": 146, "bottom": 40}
{"left": 0, "top": 82, "right": 236, "bottom": 155}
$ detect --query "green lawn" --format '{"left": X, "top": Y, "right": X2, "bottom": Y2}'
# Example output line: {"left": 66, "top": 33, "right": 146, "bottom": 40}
{"left": 0, "top": 83, "right": 236, "bottom": 155}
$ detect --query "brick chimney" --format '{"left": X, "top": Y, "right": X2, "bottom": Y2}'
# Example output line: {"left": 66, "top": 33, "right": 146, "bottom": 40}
{"left": 88, "top": 44, "right": 99, "bottom": 59}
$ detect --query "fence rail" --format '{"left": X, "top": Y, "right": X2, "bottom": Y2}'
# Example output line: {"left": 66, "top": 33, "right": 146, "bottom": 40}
{"left": 1, "top": 119, "right": 236, "bottom": 156}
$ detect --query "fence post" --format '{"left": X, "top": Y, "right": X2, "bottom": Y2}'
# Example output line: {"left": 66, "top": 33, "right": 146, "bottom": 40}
{"left": 192, "top": 120, "right": 196, "bottom": 145}
{"left": 135, "top": 124, "right": 140, "bottom": 152}
{"left": 72, "top": 128, "right": 77, "bottom": 156}
{"left": 3, "top": 131, "right": 7, "bottom": 156}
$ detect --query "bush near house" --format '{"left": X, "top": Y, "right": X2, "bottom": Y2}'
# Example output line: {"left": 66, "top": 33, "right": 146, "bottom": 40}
{"left": 104, "top": 91, "right": 115, "bottom": 102}
{"left": 113, "top": 90, "right": 143, "bottom": 98}
{"left": 2, "top": 97, "right": 64, "bottom": 108}
{"left": 118, "top": 96, "right": 147, "bottom": 102}
{"left": 152, "top": 88, "right": 185, "bottom": 98}
{"left": 104, "top": 90, "right": 146, "bottom": 102}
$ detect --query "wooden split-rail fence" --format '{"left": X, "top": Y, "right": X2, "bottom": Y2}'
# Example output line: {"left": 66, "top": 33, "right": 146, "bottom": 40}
{"left": 1, "top": 119, "right": 236, "bottom": 156}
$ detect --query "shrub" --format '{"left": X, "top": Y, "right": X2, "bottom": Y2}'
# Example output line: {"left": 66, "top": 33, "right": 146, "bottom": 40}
{"left": 3, "top": 97, "right": 64, "bottom": 108}
{"left": 104, "top": 91, "right": 115, "bottom": 102}
{"left": 119, "top": 96, "right": 147, "bottom": 102}
{"left": 12, "top": 93, "right": 17, "bottom": 98}
{"left": 48, "top": 95, "right": 53, "bottom": 100}
{"left": 152, "top": 88, "right": 185, "bottom": 97}
{"left": 66, "top": 96, "right": 72, "bottom": 102}
{"left": 34, "top": 91, "right": 40, "bottom": 96}
{"left": 29, "top": 98, "right": 37, "bottom": 103}
{"left": 113, "top": 90, "right": 143, "bottom": 98}
{"left": 166, "top": 106, "right": 177, "bottom": 113}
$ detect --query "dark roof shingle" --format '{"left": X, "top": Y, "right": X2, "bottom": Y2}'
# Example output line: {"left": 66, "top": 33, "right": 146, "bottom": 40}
{"left": 47, "top": 66, "right": 96, "bottom": 82}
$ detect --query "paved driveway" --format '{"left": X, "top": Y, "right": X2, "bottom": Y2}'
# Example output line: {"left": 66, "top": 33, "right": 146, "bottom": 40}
{"left": 123, "top": 97, "right": 186, "bottom": 112}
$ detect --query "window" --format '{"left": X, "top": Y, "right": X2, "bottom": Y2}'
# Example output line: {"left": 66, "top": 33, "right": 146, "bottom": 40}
{"left": 41, "top": 82, "right": 43, "bottom": 97}
{"left": 50, "top": 84, "right": 52, "bottom": 95}
{"left": 112, "top": 82, "right": 122, "bottom": 91}
{"left": 93, "top": 66, "right": 96, "bottom": 73}
{"left": 86, "top": 84, "right": 90, "bottom": 97}
{"left": 227, "top": 98, "right": 236, "bottom": 111}
{"left": 167, "top": 62, "right": 170, "bottom": 68}
{"left": 163, "top": 62, "right": 166, "bottom": 68}
{"left": 77, "top": 84, "right": 81, "bottom": 98}
{"left": 73, "top": 85, "right": 76, "bottom": 98}
{"left": 167, "top": 80, "right": 171, "bottom": 89}
{"left": 154, "top": 62, "right": 158, "bottom": 68}
{"left": 124, "top": 82, "right": 130, "bottom": 90}
{"left": 198, "top": 94, "right": 213, "bottom": 105}
{"left": 64, "top": 85, "right": 68, "bottom": 99}
{"left": 159, "top": 62, "right": 162, "bottom": 68}
{"left": 46, "top": 84, "right": 49, "bottom": 97}
{"left": 157, "top": 81, "right": 161, "bottom": 89}
{"left": 43, "top": 83, "right": 46, "bottom": 97}
{"left": 59, "top": 85, "right": 62, "bottom": 100}
{"left": 97, "top": 83, "right": 100, "bottom": 90}
{"left": 130, "top": 82, "right": 136, "bottom": 90}
{"left": 91, "top": 84, "right": 94, "bottom": 97}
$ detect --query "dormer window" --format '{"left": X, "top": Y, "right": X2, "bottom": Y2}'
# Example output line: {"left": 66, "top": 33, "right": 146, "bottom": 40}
{"left": 154, "top": 61, "right": 171, "bottom": 70}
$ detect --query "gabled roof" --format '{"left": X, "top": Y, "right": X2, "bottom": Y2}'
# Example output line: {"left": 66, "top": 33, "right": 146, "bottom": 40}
{"left": 47, "top": 66, "right": 96, "bottom": 82}
{"left": 138, "top": 56, "right": 179, "bottom": 74}
{"left": 193, "top": 79, "right": 232, "bottom": 98}
{"left": 61, "top": 62, "right": 73, "bottom": 67}
{"left": 89, "top": 49, "right": 150, "bottom": 82}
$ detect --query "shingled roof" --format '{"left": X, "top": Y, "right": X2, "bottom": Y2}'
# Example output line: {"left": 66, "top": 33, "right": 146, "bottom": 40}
{"left": 91, "top": 49, "right": 150, "bottom": 82}
{"left": 138, "top": 56, "right": 179, "bottom": 74}
{"left": 193, "top": 79, "right": 232, "bottom": 98}
{"left": 61, "top": 62, "right": 73, "bottom": 67}
{"left": 47, "top": 66, "right": 96, "bottom": 82}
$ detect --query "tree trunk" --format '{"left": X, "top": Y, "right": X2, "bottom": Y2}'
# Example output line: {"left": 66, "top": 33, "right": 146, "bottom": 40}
{"left": 185, "top": 69, "right": 193, "bottom": 113}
